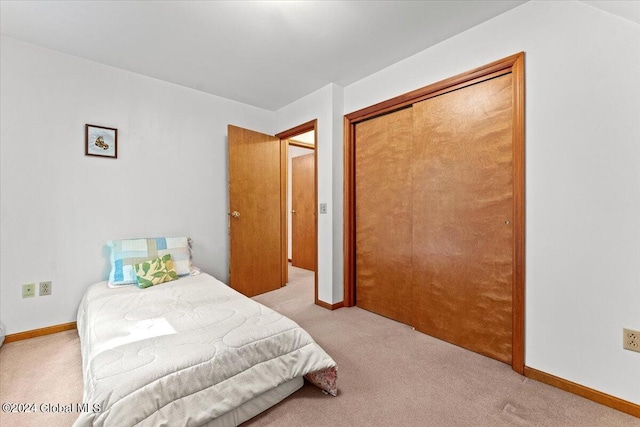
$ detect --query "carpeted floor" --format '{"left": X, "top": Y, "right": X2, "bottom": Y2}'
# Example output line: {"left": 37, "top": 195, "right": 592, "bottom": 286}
{"left": 0, "top": 266, "right": 637, "bottom": 426}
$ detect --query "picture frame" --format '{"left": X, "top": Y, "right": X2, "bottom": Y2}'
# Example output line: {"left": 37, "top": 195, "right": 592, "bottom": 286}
{"left": 85, "top": 124, "right": 117, "bottom": 158}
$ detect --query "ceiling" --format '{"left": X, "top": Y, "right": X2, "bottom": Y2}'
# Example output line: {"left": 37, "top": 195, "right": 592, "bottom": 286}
{"left": 1, "top": 1, "right": 637, "bottom": 111}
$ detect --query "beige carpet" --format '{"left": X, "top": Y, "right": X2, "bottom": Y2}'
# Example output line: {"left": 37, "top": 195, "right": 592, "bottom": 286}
{"left": 1, "top": 266, "right": 637, "bottom": 426}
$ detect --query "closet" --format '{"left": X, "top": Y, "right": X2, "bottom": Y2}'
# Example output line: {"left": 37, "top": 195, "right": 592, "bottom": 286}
{"left": 345, "top": 54, "right": 524, "bottom": 371}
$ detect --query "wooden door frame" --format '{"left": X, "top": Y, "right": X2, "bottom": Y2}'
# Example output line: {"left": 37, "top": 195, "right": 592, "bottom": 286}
{"left": 342, "top": 53, "right": 525, "bottom": 374}
{"left": 276, "top": 120, "right": 318, "bottom": 303}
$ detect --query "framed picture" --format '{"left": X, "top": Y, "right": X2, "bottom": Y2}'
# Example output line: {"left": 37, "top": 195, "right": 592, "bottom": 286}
{"left": 86, "top": 124, "right": 117, "bottom": 158}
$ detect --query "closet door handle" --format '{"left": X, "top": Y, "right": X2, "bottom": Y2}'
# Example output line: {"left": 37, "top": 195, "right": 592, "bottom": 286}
{"left": 230, "top": 211, "right": 241, "bottom": 218}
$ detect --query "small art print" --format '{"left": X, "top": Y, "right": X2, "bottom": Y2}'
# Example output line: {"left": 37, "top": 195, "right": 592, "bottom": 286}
{"left": 86, "top": 124, "right": 117, "bottom": 158}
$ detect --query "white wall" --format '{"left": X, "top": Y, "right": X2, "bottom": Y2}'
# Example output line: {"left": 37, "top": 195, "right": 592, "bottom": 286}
{"left": 0, "top": 36, "right": 274, "bottom": 335}
{"left": 344, "top": 0, "right": 640, "bottom": 405}
{"left": 275, "top": 84, "right": 345, "bottom": 304}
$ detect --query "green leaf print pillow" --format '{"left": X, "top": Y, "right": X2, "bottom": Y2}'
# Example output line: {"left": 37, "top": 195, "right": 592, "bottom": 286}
{"left": 133, "top": 254, "right": 179, "bottom": 288}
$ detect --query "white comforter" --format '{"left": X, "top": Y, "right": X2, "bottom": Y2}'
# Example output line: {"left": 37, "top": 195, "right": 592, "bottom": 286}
{"left": 74, "top": 273, "right": 336, "bottom": 427}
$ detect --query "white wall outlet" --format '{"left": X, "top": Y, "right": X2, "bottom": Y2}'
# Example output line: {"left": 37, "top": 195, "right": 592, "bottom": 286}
{"left": 39, "top": 281, "right": 52, "bottom": 296}
{"left": 22, "top": 283, "right": 35, "bottom": 298}
{"left": 623, "top": 328, "right": 639, "bottom": 353}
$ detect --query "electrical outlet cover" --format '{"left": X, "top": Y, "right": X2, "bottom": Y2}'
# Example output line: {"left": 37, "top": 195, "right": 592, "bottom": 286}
{"left": 39, "top": 281, "right": 52, "bottom": 296}
{"left": 22, "top": 283, "right": 35, "bottom": 298}
{"left": 623, "top": 328, "right": 640, "bottom": 353}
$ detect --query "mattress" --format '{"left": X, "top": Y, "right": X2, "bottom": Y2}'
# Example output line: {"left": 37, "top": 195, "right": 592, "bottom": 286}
{"left": 74, "top": 273, "right": 336, "bottom": 426}
{"left": 203, "top": 377, "right": 303, "bottom": 427}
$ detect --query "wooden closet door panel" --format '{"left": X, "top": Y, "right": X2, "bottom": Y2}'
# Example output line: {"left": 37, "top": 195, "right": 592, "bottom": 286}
{"left": 356, "top": 108, "right": 413, "bottom": 325}
{"left": 412, "top": 74, "right": 514, "bottom": 363}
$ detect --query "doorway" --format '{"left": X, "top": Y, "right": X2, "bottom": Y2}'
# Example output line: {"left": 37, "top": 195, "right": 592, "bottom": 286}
{"left": 276, "top": 120, "right": 318, "bottom": 303}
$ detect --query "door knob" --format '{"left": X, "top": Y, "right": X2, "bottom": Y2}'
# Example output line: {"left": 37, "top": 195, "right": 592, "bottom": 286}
{"left": 291, "top": 210, "right": 296, "bottom": 214}
{"left": 230, "top": 211, "right": 240, "bottom": 218}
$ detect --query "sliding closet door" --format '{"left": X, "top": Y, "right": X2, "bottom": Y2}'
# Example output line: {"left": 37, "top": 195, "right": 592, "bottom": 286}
{"left": 411, "top": 74, "right": 514, "bottom": 363}
{"left": 355, "top": 108, "right": 413, "bottom": 325}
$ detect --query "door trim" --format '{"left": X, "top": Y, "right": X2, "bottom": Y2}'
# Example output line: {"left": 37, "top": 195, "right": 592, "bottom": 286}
{"left": 343, "top": 52, "right": 525, "bottom": 374}
{"left": 289, "top": 140, "right": 315, "bottom": 149}
{"left": 276, "top": 119, "right": 319, "bottom": 305}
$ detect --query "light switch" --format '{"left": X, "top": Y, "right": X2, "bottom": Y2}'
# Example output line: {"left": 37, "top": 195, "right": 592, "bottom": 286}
{"left": 319, "top": 203, "right": 327, "bottom": 214}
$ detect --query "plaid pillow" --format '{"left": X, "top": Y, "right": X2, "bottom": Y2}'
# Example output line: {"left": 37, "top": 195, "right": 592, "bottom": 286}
{"left": 107, "top": 237, "right": 191, "bottom": 286}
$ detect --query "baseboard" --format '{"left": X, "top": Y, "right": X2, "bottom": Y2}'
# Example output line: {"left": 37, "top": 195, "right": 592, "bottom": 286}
{"left": 524, "top": 366, "right": 639, "bottom": 418}
{"left": 3, "top": 322, "right": 77, "bottom": 344}
{"left": 315, "top": 299, "right": 344, "bottom": 311}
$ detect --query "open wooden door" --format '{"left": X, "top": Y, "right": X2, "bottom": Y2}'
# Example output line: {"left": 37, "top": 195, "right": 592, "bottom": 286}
{"left": 228, "top": 125, "right": 282, "bottom": 297}
{"left": 291, "top": 153, "right": 316, "bottom": 271}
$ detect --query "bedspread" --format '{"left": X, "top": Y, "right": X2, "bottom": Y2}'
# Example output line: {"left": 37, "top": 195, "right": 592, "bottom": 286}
{"left": 74, "top": 273, "right": 337, "bottom": 426}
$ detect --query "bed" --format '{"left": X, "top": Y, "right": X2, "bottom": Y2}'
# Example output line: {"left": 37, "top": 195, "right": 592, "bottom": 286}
{"left": 74, "top": 271, "right": 337, "bottom": 426}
